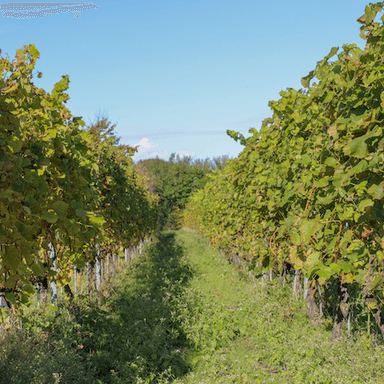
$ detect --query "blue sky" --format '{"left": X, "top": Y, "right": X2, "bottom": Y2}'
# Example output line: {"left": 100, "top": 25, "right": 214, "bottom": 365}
{"left": 0, "top": 0, "right": 377, "bottom": 162}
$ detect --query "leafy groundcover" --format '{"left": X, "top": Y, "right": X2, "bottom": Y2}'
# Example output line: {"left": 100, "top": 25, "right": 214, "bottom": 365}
{"left": 1, "top": 230, "right": 384, "bottom": 383}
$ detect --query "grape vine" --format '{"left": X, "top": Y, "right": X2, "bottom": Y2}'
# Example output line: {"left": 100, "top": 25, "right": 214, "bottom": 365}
{"left": 0, "top": 44, "right": 158, "bottom": 310}
{"left": 183, "top": 2, "right": 384, "bottom": 337}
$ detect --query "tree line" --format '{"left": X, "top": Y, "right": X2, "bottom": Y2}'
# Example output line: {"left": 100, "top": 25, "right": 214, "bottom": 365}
{"left": 135, "top": 154, "right": 230, "bottom": 229}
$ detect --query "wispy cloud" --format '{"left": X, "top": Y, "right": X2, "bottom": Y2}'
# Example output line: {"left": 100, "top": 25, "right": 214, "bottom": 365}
{"left": 0, "top": 2, "right": 99, "bottom": 19}
{"left": 121, "top": 129, "right": 228, "bottom": 141}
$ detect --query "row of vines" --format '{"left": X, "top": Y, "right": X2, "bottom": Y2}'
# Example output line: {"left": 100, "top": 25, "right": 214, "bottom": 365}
{"left": 183, "top": 2, "right": 384, "bottom": 339}
{"left": 0, "top": 45, "right": 158, "bottom": 317}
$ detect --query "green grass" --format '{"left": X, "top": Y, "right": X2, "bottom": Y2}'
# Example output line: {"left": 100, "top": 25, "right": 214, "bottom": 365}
{"left": 1, "top": 230, "right": 384, "bottom": 383}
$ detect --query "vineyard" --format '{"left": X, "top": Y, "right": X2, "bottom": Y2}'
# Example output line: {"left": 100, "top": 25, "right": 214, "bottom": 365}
{"left": 0, "top": 44, "right": 158, "bottom": 321}
{"left": 3, "top": 1, "right": 384, "bottom": 383}
{"left": 183, "top": 2, "right": 384, "bottom": 340}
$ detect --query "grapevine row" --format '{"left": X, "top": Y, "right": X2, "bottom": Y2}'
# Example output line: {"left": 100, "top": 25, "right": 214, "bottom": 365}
{"left": 183, "top": 2, "right": 384, "bottom": 338}
{"left": 0, "top": 45, "right": 158, "bottom": 312}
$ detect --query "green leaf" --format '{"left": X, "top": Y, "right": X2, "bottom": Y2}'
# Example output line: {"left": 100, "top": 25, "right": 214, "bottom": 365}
{"left": 88, "top": 214, "right": 106, "bottom": 227}
{"left": 301, "top": 70, "right": 315, "bottom": 88}
{"left": 291, "top": 232, "right": 301, "bottom": 246}
{"left": 47, "top": 270, "right": 57, "bottom": 278}
{"left": 75, "top": 209, "right": 87, "bottom": 218}
{"left": 324, "top": 47, "right": 339, "bottom": 61}
{"left": 5, "top": 292, "right": 16, "bottom": 304}
{"left": 8, "top": 137, "right": 22, "bottom": 153}
{"left": 358, "top": 199, "right": 374, "bottom": 212}
{"left": 338, "top": 208, "right": 354, "bottom": 221}
{"left": 323, "top": 91, "right": 334, "bottom": 104}
{"left": 370, "top": 276, "right": 384, "bottom": 292}
{"left": 346, "top": 247, "right": 367, "bottom": 263}
{"left": 338, "top": 260, "right": 355, "bottom": 273}
{"left": 15, "top": 48, "right": 25, "bottom": 66}
{"left": 299, "top": 219, "right": 320, "bottom": 243}
{"left": 362, "top": 6, "right": 378, "bottom": 24}
{"left": 343, "top": 135, "right": 368, "bottom": 158}
{"left": 324, "top": 157, "right": 337, "bottom": 168}
{"left": 24, "top": 284, "right": 35, "bottom": 294}
{"left": 350, "top": 107, "right": 366, "bottom": 124}
{"left": 52, "top": 201, "right": 69, "bottom": 217}
{"left": 307, "top": 252, "right": 321, "bottom": 269}
{"left": 226, "top": 130, "right": 247, "bottom": 145}
{"left": 29, "top": 44, "right": 40, "bottom": 60}
{"left": 71, "top": 201, "right": 83, "bottom": 210}
{"left": 31, "top": 263, "right": 45, "bottom": 277}
{"left": 329, "top": 263, "right": 342, "bottom": 274}
{"left": 317, "top": 265, "right": 334, "bottom": 280}
{"left": 301, "top": 154, "right": 311, "bottom": 166}
{"left": 53, "top": 75, "right": 69, "bottom": 94}
{"left": 42, "top": 211, "right": 59, "bottom": 224}
{"left": 371, "top": 181, "right": 384, "bottom": 200}
{"left": 3, "top": 245, "right": 22, "bottom": 272}
{"left": 316, "top": 194, "right": 336, "bottom": 205}
{"left": 349, "top": 159, "right": 368, "bottom": 176}
{"left": 74, "top": 258, "right": 86, "bottom": 269}
{"left": 314, "top": 177, "right": 329, "bottom": 188}
{"left": 64, "top": 219, "right": 81, "bottom": 235}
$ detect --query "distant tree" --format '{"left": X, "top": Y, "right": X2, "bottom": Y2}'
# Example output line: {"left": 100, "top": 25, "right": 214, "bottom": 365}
{"left": 135, "top": 154, "right": 231, "bottom": 229}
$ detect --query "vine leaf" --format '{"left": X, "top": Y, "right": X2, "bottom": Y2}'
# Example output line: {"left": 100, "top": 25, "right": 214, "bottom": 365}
{"left": 343, "top": 135, "right": 368, "bottom": 158}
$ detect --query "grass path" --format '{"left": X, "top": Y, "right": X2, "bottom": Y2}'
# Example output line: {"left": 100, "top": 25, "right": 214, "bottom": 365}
{"left": 172, "top": 230, "right": 384, "bottom": 384}
{"left": 2, "top": 230, "right": 384, "bottom": 383}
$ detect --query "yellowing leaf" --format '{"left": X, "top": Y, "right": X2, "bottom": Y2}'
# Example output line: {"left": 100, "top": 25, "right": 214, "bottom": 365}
{"left": 15, "top": 48, "right": 25, "bottom": 66}
{"left": 289, "top": 246, "right": 304, "bottom": 270}
{"left": 358, "top": 198, "right": 374, "bottom": 212}
{"left": 29, "top": 44, "right": 40, "bottom": 59}
{"left": 299, "top": 219, "right": 320, "bottom": 244}
{"left": 307, "top": 251, "right": 320, "bottom": 269}
{"left": 88, "top": 214, "right": 106, "bottom": 227}
{"left": 291, "top": 232, "right": 301, "bottom": 246}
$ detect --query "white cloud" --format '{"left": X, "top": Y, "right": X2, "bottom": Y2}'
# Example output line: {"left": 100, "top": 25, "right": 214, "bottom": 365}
{"left": 132, "top": 138, "right": 196, "bottom": 162}
{"left": 132, "top": 138, "right": 168, "bottom": 161}
{"left": 175, "top": 150, "right": 195, "bottom": 158}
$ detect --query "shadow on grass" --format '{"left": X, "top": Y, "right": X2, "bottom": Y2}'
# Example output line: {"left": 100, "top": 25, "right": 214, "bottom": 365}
{"left": 46, "top": 232, "right": 194, "bottom": 383}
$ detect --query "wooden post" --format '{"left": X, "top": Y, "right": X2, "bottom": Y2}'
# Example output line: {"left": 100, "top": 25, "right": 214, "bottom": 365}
{"left": 303, "top": 277, "right": 309, "bottom": 300}
{"left": 74, "top": 267, "right": 77, "bottom": 297}
{"left": 48, "top": 242, "right": 57, "bottom": 305}
{"left": 95, "top": 245, "right": 101, "bottom": 291}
